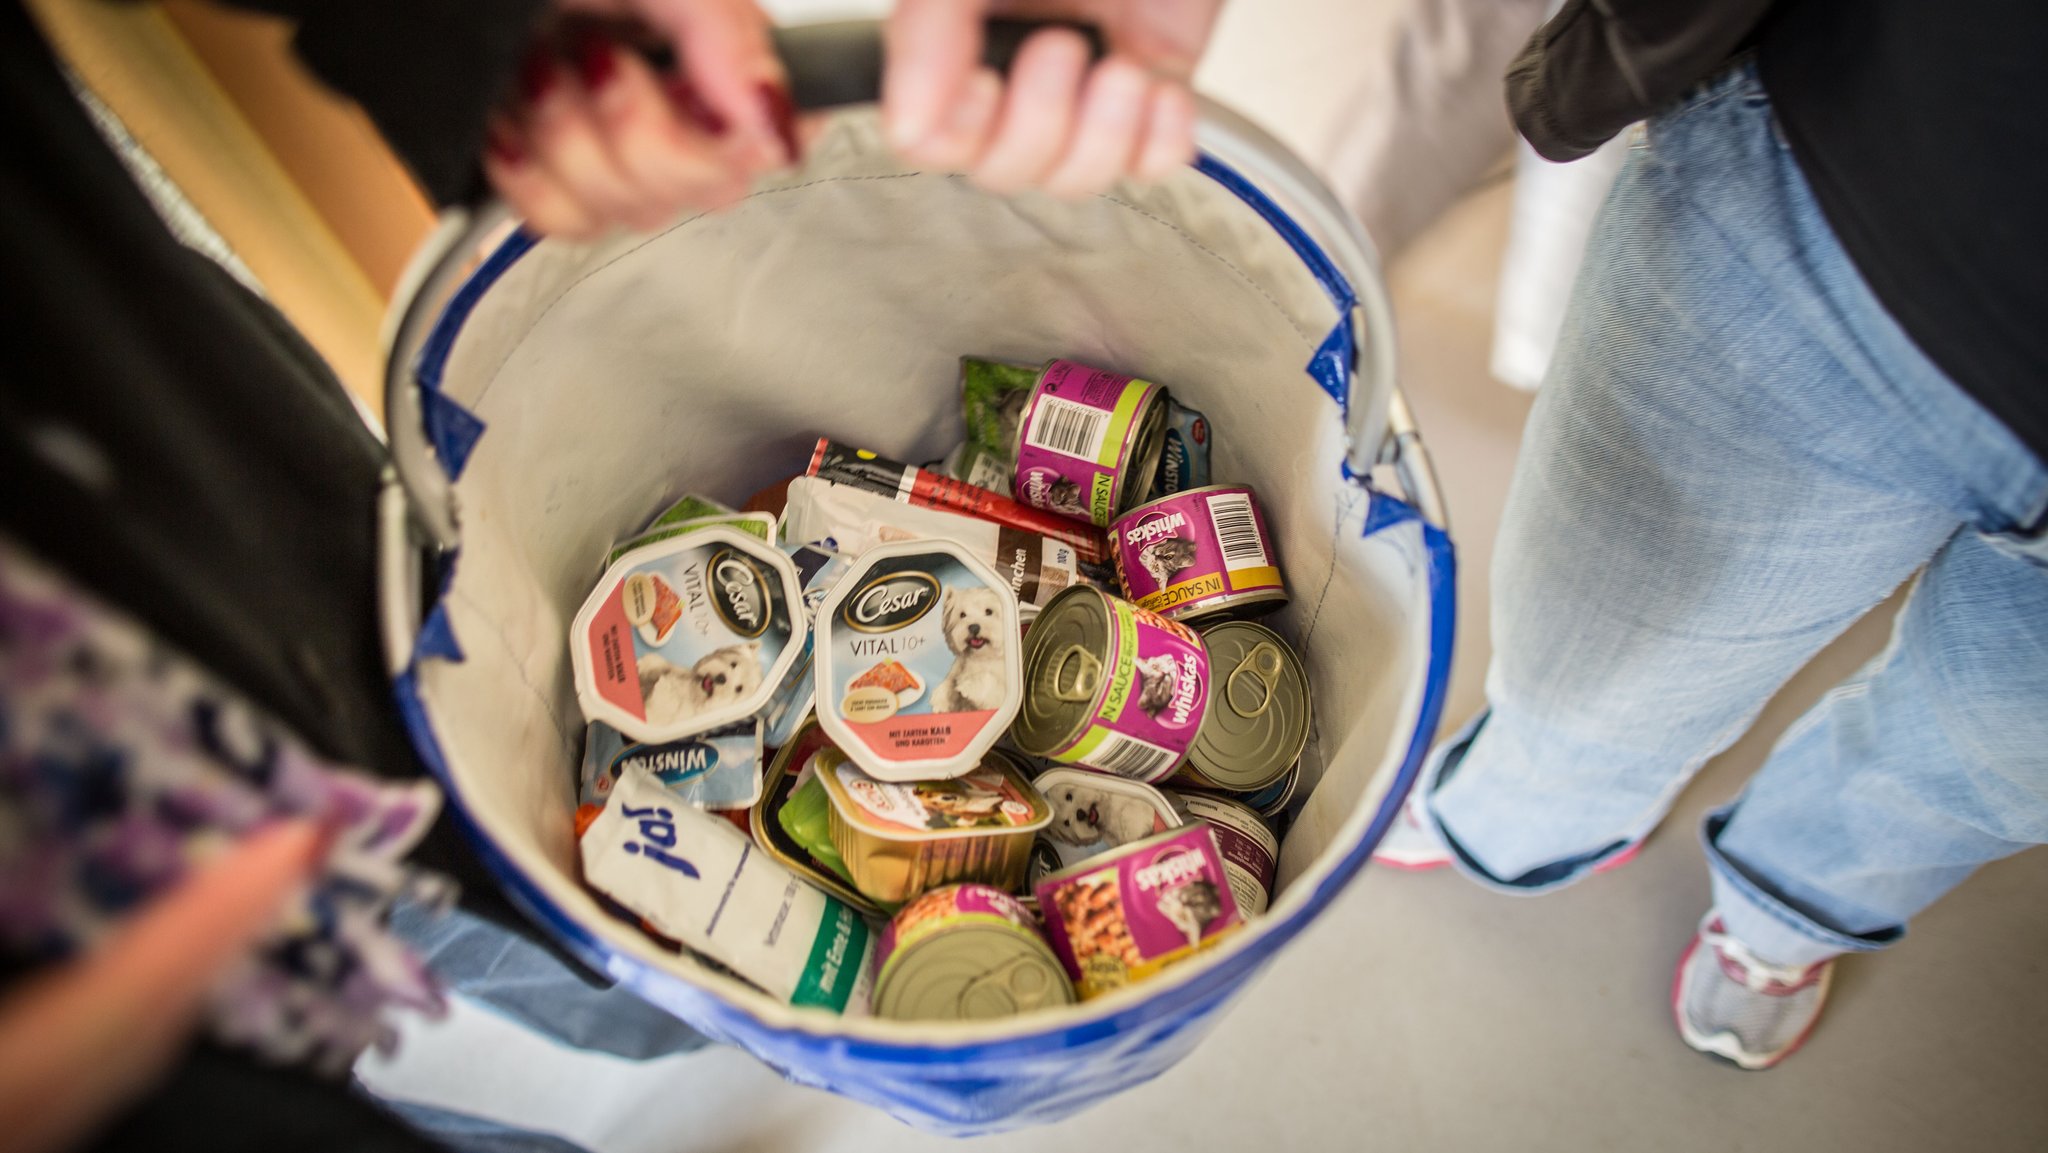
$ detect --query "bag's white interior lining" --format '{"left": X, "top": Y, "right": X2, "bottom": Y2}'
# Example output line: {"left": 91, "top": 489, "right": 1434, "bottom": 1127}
{"left": 415, "top": 112, "right": 1430, "bottom": 1042}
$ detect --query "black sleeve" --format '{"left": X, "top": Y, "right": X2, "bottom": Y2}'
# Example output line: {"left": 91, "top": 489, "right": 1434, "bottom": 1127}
{"left": 1505, "top": 0, "right": 1776, "bottom": 162}
{"left": 225, "top": 0, "right": 551, "bottom": 206}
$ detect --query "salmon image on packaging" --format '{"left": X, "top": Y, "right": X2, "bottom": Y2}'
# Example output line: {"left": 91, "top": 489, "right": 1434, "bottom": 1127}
{"left": 814, "top": 541, "right": 1023, "bottom": 782}
{"left": 571, "top": 527, "right": 806, "bottom": 743}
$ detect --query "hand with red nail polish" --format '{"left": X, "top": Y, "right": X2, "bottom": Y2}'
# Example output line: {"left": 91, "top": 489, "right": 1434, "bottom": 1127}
{"left": 484, "top": 0, "right": 794, "bottom": 239}
{"left": 883, "top": 0, "right": 1224, "bottom": 198}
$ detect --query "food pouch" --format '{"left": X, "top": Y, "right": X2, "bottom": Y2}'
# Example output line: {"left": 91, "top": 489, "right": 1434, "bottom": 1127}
{"left": 578, "top": 719, "right": 763, "bottom": 811}
{"left": 781, "top": 477, "right": 1089, "bottom": 613}
{"left": 580, "top": 766, "right": 873, "bottom": 1013}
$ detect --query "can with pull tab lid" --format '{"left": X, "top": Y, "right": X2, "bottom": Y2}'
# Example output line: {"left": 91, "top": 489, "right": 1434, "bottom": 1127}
{"left": 1174, "top": 621, "right": 1311, "bottom": 794}
{"left": 1011, "top": 360, "right": 1170, "bottom": 527}
{"left": 1009, "top": 586, "right": 1211, "bottom": 784}
{"left": 871, "top": 883, "right": 1075, "bottom": 1021}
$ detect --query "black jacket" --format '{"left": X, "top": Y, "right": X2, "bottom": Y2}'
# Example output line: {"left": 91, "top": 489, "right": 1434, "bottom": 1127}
{"left": 4, "top": 0, "right": 545, "bottom": 1147}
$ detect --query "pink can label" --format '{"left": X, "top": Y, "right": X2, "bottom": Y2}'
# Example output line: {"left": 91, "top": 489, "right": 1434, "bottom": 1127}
{"left": 1014, "top": 361, "right": 1161, "bottom": 527}
{"left": 1053, "top": 597, "right": 1209, "bottom": 783}
{"left": 1113, "top": 486, "right": 1285, "bottom": 619}
{"left": 873, "top": 883, "right": 1039, "bottom": 985}
{"left": 1035, "top": 825, "right": 1243, "bottom": 999}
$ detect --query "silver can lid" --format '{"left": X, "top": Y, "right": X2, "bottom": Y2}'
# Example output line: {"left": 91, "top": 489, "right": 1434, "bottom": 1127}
{"left": 1184, "top": 621, "right": 1311, "bottom": 791}
{"left": 874, "top": 926, "right": 1074, "bottom": 1020}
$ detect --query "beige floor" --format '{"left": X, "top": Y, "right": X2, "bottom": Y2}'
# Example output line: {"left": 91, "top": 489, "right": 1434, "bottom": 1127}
{"left": 359, "top": 5, "right": 2048, "bottom": 1149}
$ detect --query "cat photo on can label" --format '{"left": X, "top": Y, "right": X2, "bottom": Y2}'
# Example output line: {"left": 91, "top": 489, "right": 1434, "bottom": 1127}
{"left": 1157, "top": 877, "right": 1226, "bottom": 949}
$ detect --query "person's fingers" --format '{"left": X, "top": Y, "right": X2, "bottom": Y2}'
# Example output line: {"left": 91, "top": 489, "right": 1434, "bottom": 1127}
{"left": 1099, "top": 0, "right": 1224, "bottom": 81}
{"left": 579, "top": 35, "right": 749, "bottom": 221}
{"left": 1134, "top": 81, "right": 1198, "bottom": 183}
{"left": 484, "top": 118, "right": 602, "bottom": 240}
{"left": 0, "top": 821, "right": 328, "bottom": 1153}
{"left": 1041, "top": 56, "right": 1150, "bottom": 198}
{"left": 972, "top": 27, "right": 1091, "bottom": 193}
{"left": 516, "top": 46, "right": 649, "bottom": 225}
{"left": 651, "top": 0, "right": 791, "bottom": 167}
{"left": 904, "top": 67, "right": 1003, "bottom": 172}
{"left": 885, "top": 0, "right": 991, "bottom": 154}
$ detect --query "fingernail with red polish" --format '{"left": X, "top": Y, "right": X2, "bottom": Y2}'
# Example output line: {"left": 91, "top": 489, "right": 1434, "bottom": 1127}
{"left": 574, "top": 33, "right": 619, "bottom": 93}
{"left": 486, "top": 123, "right": 526, "bottom": 166}
{"left": 666, "top": 76, "right": 727, "bottom": 135}
{"left": 760, "top": 81, "right": 800, "bottom": 163}
{"left": 518, "top": 49, "right": 559, "bottom": 105}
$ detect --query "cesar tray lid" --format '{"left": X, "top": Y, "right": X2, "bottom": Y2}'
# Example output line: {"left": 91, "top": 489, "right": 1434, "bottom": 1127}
{"left": 812, "top": 539, "right": 1024, "bottom": 781}
{"left": 815, "top": 747, "right": 1050, "bottom": 841}
{"left": 570, "top": 525, "right": 807, "bottom": 743}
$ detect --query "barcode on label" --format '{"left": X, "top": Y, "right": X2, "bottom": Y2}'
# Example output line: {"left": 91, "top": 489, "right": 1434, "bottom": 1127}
{"left": 1025, "top": 397, "right": 1111, "bottom": 461}
{"left": 1206, "top": 492, "right": 1269, "bottom": 570}
{"left": 1083, "top": 732, "right": 1177, "bottom": 781}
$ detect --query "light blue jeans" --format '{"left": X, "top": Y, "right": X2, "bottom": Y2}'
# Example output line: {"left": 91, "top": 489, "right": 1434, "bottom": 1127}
{"left": 1420, "top": 61, "right": 2048, "bottom": 968}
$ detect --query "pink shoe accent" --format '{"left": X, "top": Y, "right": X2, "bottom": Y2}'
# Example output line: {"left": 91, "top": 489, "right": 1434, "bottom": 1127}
{"left": 1671, "top": 919, "right": 1833, "bottom": 1070}
{"left": 1593, "top": 841, "right": 1645, "bottom": 874}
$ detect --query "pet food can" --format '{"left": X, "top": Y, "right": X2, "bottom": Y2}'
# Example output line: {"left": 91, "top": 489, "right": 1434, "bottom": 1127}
{"left": 1010, "top": 587, "right": 1211, "bottom": 784}
{"left": 1034, "top": 824, "right": 1244, "bottom": 1001}
{"left": 750, "top": 722, "right": 884, "bottom": 918}
{"left": 814, "top": 540, "right": 1024, "bottom": 782}
{"left": 1111, "top": 485, "right": 1287, "bottom": 622}
{"left": 1149, "top": 397, "right": 1212, "bottom": 500}
{"left": 1168, "top": 793, "right": 1278, "bottom": 917}
{"left": 872, "top": 884, "right": 1074, "bottom": 1021}
{"left": 1011, "top": 360, "right": 1169, "bottom": 528}
{"left": 815, "top": 747, "right": 1051, "bottom": 906}
{"left": 1182, "top": 761, "right": 1300, "bottom": 820}
{"left": 1177, "top": 621, "right": 1312, "bottom": 793}
{"left": 1028, "top": 767, "right": 1184, "bottom": 889}
{"left": 579, "top": 719, "right": 764, "bottom": 812}
{"left": 571, "top": 527, "right": 806, "bottom": 743}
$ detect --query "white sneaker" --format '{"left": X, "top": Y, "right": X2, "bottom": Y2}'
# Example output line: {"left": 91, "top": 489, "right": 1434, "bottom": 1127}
{"left": 1371, "top": 792, "right": 1454, "bottom": 870}
{"left": 1673, "top": 915, "right": 1836, "bottom": 1070}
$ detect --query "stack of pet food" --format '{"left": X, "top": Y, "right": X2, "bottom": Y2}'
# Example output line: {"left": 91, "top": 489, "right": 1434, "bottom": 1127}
{"left": 567, "top": 357, "right": 1314, "bottom": 1022}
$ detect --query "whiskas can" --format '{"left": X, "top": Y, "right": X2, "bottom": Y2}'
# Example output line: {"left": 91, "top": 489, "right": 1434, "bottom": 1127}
{"left": 1150, "top": 398, "right": 1212, "bottom": 499}
{"left": 1012, "top": 360, "right": 1169, "bottom": 527}
{"left": 816, "top": 747, "right": 1051, "bottom": 906}
{"left": 1010, "top": 587, "right": 1210, "bottom": 784}
{"left": 872, "top": 884, "right": 1074, "bottom": 1021}
{"left": 1177, "top": 621, "right": 1312, "bottom": 793}
{"left": 1034, "top": 824, "right": 1244, "bottom": 1000}
{"left": 1112, "top": 485, "right": 1287, "bottom": 622}
{"left": 1169, "top": 792, "right": 1278, "bottom": 916}
{"left": 1182, "top": 761, "right": 1300, "bottom": 820}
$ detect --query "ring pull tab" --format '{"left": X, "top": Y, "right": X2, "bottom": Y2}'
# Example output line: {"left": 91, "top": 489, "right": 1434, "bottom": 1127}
{"left": 1225, "top": 642, "right": 1285, "bottom": 719}
{"left": 1051, "top": 645, "right": 1102, "bottom": 702}
{"left": 959, "top": 955, "right": 1050, "bottom": 1014}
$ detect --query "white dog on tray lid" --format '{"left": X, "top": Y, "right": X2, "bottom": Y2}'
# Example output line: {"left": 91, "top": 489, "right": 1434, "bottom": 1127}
{"left": 814, "top": 540, "right": 1023, "bottom": 782}
{"left": 570, "top": 527, "right": 806, "bottom": 743}
{"left": 932, "top": 587, "right": 1010, "bottom": 713}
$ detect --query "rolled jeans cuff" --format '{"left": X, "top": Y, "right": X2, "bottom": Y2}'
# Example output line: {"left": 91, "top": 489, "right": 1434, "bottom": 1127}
{"left": 1418, "top": 710, "right": 1636, "bottom": 895}
{"left": 1701, "top": 804, "right": 1902, "bottom": 969}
